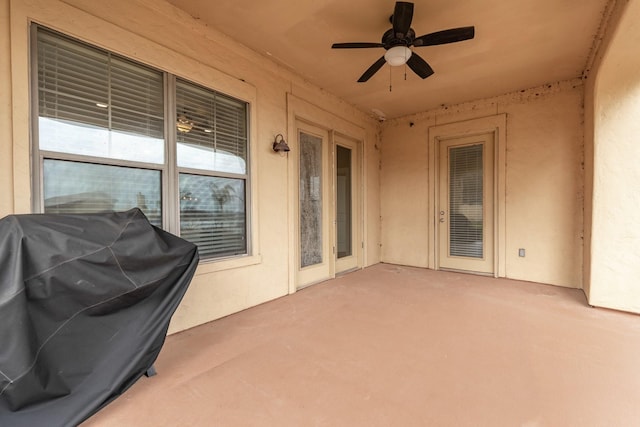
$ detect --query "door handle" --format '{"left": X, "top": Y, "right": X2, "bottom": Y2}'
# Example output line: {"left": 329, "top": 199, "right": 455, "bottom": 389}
{"left": 439, "top": 218, "right": 445, "bottom": 223}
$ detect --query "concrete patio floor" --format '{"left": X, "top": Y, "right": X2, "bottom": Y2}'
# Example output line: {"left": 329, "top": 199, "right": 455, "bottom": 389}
{"left": 83, "top": 264, "right": 640, "bottom": 426}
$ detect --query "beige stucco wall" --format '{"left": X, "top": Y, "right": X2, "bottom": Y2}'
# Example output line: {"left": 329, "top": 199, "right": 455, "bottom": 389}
{"left": 587, "top": 0, "right": 640, "bottom": 313}
{"left": 0, "top": 0, "right": 12, "bottom": 219}
{"left": 583, "top": 0, "right": 626, "bottom": 303}
{"left": 381, "top": 80, "right": 584, "bottom": 288}
{"left": 2, "top": 0, "right": 381, "bottom": 333}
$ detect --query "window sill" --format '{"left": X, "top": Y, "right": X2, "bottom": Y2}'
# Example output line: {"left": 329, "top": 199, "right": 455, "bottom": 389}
{"left": 195, "top": 254, "right": 262, "bottom": 275}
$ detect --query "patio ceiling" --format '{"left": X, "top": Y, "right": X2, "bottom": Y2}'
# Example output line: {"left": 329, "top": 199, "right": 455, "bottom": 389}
{"left": 167, "top": 0, "right": 610, "bottom": 119}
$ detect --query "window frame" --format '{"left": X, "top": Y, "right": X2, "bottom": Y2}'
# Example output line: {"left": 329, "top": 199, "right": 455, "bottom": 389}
{"left": 30, "top": 24, "right": 253, "bottom": 263}
{"left": 173, "top": 76, "right": 251, "bottom": 259}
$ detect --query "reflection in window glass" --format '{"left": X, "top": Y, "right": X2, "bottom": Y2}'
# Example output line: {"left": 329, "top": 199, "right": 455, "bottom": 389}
{"left": 336, "top": 145, "right": 352, "bottom": 259}
{"left": 39, "top": 118, "right": 165, "bottom": 164}
{"left": 179, "top": 174, "right": 246, "bottom": 258}
{"left": 43, "top": 159, "right": 162, "bottom": 226}
{"left": 176, "top": 143, "right": 246, "bottom": 175}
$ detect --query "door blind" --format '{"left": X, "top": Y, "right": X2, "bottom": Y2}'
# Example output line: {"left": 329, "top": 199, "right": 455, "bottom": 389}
{"left": 449, "top": 144, "right": 484, "bottom": 258}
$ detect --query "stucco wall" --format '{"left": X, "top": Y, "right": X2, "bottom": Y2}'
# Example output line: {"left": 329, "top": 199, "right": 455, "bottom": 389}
{"left": 588, "top": 0, "right": 640, "bottom": 313}
{"left": 381, "top": 80, "right": 584, "bottom": 288}
{"left": 2, "top": 0, "right": 381, "bottom": 333}
{"left": 0, "top": 0, "right": 12, "bottom": 218}
{"left": 583, "top": 0, "right": 625, "bottom": 304}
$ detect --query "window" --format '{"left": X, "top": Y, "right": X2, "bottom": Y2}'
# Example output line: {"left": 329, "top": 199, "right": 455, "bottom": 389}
{"left": 176, "top": 80, "right": 248, "bottom": 258}
{"left": 33, "top": 26, "right": 250, "bottom": 260}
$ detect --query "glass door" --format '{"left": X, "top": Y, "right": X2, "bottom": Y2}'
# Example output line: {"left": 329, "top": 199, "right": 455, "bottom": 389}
{"left": 438, "top": 133, "right": 494, "bottom": 274}
{"left": 297, "top": 123, "right": 331, "bottom": 288}
{"left": 335, "top": 136, "right": 360, "bottom": 274}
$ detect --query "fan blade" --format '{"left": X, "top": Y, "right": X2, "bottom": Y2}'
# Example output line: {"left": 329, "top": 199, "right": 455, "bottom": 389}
{"left": 413, "top": 26, "right": 475, "bottom": 47}
{"left": 358, "top": 56, "right": 387, "bottom": 82}
{"left": 392, "top": 2, "right": 414, "bottom": 39}
{"left": 406, "top": 53, "right": 434, "bottom": 79}
{"left": 332, "top": 42, "right": 384, "bottom": 49}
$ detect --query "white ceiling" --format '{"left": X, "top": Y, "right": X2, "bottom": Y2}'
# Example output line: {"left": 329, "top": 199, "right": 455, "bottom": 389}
{"left": 166, "top": 0, "right": 609, "bottom": 119}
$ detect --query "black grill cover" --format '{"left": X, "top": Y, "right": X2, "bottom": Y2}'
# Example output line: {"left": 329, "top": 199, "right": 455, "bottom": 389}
{"left": 0, "top": 209, "right": 198, "bottom": 426}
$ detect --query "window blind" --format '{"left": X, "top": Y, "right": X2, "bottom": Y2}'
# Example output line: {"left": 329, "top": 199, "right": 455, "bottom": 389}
{"left": 38, "top": 29, "right": 164, "bottom": 143}
{"left": 449, "top": 144, "right": 484, "bottom": 258}
{"left": 176, "top": 79, "right": 247, "bottom": 174}
{"left": 34, "top": 25, "right": 251, "bottom": 261}
{"left": 179, "top": 174, "right": 246, "bottom": 258}
{"left": 38, "top": 31, "right": 109, "bottom": 130}
{"left": 110, "top": 56, "right": 164, "bottom": 138}
{"left": 37, "top": 27, "right": 164, "bottom": 226}
{"left": 175, "top": 79, "right": 248, "bottom": 259}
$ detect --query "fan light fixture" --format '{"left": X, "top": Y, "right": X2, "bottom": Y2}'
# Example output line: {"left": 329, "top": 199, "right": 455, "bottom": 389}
{"left": 331, "top": 2, "right": 476, "bottom": 83}
{"left": 384, "top": 46, "right": 412, "bottom": 66}
{"left": 177, "top": 116, "right": 194, "bottom": 133}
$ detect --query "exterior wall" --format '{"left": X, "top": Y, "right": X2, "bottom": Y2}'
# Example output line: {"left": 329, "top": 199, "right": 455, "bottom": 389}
{"left": 381, "top": 80, "right": 584, "bottom": 288}
{"left": 0, "top": 0, "right": 12, "bottom": 219}
{"left": 583, "top": 0, "right": 626, "bottom": 303}
{"left": 2, "top": 0, "right": 381, "bottom": 333}
{"left": 588, "top": 0, "right": 640, "bottom": 313}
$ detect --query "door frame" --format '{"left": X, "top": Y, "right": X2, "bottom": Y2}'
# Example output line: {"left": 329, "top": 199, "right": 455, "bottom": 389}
{"left": 333, "top": 132, "right": 363, "bottom": 275}
{"left": 428, "top": 114, "right": 507, "bottom": 278}
{"left": 437, "top": 133, "right": 495, "bottom": 274}
{"left": 286, "top": 94, "right": 366, "bottom": 293}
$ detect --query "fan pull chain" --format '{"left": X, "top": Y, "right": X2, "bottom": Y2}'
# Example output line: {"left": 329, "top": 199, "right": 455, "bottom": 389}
{"left": 404, "top": 48, "right": 409, "bottom": 80}
{"left": 389, "top": 65, "right": 392, "bottom": 92}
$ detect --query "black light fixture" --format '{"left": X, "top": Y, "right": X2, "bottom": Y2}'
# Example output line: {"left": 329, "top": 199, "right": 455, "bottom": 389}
{"left": 272, "top": 134, "right": 290, "bottom": 154}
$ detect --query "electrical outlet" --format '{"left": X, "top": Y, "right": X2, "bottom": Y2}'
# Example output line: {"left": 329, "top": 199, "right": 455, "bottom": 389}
{"left": 518, "top": 248, "right": 526, "bottom": 257}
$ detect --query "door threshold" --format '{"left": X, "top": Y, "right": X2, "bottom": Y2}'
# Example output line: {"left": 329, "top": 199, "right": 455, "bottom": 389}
{"left": 336, "top": 267, "right": 361, "bottom": 277}
{"left": 438, "top": 267, "right": 495, "bottom": 278}
{"left": 297, "top": 277, "right": 332, "bottom": 291}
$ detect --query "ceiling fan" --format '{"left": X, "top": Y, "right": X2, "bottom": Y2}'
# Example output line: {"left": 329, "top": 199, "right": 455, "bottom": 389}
{"left": 331, "top": 1, "right": 475, "bottom": 82}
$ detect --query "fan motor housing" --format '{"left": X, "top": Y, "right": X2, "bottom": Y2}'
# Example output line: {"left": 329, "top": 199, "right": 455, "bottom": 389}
{"left": 382, "top": 28, "right": 415, "bottom": 49}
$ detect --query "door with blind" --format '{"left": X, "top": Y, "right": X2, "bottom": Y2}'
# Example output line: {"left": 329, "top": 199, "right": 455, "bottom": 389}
{"left": 297, "top": 123, "right": 331, "bottom": 287}
{"left": 438, "top": 133, "right": 494, "bottom": 274}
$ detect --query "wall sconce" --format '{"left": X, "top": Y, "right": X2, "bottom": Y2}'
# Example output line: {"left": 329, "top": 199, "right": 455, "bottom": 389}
{"left": 272, "top": 134, "right": 290, "bottom": 155}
